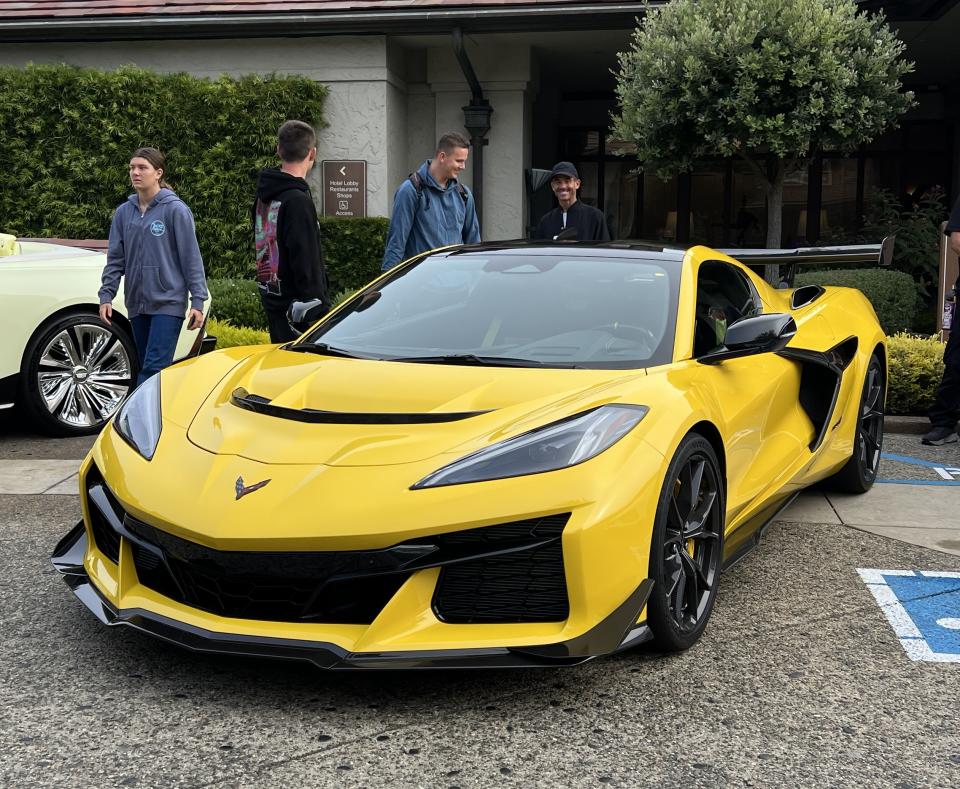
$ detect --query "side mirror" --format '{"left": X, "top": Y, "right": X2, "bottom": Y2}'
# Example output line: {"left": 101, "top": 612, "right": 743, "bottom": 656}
{"left": 286, "top": 299, "right": 328, "bottom": 333}
{"left": 698, "top": 313, "right": 797, "bottom": 365}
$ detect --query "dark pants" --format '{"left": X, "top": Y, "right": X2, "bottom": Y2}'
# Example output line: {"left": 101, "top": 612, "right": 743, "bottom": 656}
{"left": 130, "top": 314, "right": 184, "bottom": 386}
{"left": 929, "top": 329, "right": 960, "bottom": 429}
{"left": 259, "top": 289, "right": 298, "bottom": 343}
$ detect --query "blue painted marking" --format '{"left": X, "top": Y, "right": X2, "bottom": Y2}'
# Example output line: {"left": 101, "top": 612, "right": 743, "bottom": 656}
{"left": 882, "top": 574, "right": 960, "bottom": 656}
{"left": 858, "top": 569, "right": 960, "bottom": 662}
{"left": 876, "top": 453, "right": 960, "bottom": 486}
{"left": 876, "top": 478, "right": 960, "bottom": 486}
{"left": 880, "top": 453, "right": 948, "bottom": 470}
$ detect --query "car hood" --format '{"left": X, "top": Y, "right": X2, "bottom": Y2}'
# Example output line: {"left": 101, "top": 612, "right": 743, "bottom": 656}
{"left": 185, "top": 347, "right": 645, "bottom": 466}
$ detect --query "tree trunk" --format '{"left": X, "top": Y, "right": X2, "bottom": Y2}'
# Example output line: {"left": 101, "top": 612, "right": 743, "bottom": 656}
{"left": 763, "top": 158, "right": 786, "bottom": 286}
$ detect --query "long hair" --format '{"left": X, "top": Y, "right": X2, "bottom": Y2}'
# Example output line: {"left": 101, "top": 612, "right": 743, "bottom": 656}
{"left": 131, "top": 146, "right": 171, "bottom": 188}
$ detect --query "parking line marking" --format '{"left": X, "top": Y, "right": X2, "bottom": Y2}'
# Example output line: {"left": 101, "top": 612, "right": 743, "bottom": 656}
{"left": 857, "top": 568, "right": 960, "bottom": 663}
{"left": 877, "top": 453, "right": 960, "bottom": 486}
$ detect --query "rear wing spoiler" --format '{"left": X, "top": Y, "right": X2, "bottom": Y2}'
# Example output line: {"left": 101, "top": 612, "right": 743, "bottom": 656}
{"left": 720, "top": 236, "right": 894, "bottom": 288}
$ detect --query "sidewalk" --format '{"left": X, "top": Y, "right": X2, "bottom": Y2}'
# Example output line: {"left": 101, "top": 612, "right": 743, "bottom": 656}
{"left": 780, "top": 428, "right": 960, "bottom": 557}
{"left": 0, "top": 419, "right": 957, "bottom": 556}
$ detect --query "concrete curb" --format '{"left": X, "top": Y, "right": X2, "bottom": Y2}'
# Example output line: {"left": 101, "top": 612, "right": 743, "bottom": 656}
{"left": 884, "top": 415, "right": 928, "bottom": 435}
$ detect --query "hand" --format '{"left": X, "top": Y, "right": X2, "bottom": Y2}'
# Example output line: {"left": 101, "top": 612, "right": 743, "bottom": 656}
{"left": 99, "top": 302, "right": 112, "bottom": 325}
{"left": 186, "top": 308, "right": 204, "bottom": 331}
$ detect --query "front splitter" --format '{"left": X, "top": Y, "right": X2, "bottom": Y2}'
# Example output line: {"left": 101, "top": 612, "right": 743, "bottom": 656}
{"left": 51, "top": 522, "right": 653, "bottom": 670}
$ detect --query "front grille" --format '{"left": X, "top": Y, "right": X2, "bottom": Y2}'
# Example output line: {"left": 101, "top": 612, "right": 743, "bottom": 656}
{"left": 82, "top": 464, "right": 570, "bottom": 625}
{"left": 124, "top": 518, "right": 410, "bottom": 623}
{"left": 431, "top": 515, "right": 569, "bottom": 623}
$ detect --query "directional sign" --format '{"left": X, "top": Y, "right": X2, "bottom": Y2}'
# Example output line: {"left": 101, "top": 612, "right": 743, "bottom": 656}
{"left": 321, "top": 160, "right": 366, "bottom": 217}
{"left": 858, "top": 569, "right": 960, "bottom": 662}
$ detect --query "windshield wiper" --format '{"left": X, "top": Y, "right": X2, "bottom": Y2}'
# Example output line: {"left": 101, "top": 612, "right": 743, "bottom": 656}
{"left": 391, "top": 353, "right": 575, "bottom": 368}
{"left": 284, "top": 342, "right": 368, "bottom": 359}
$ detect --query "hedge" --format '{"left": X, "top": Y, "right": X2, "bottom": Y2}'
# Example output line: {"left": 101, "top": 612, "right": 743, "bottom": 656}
{"left": 208, "top": 279, "right": 268, "bottom": 331}
{"left": 319, "top": 216, "right": 389, "bottom": 294}
{"left": 0, "top": 63, "right": 326, "bottom": 279}
{"left": 794, "top": 267, "right": 917, "bottom": 335}
{"left": 886, "top": 333, "right": 944, "bottom": 416}
{"left": 206, "top": 318, "right": 270, "bottom": 349}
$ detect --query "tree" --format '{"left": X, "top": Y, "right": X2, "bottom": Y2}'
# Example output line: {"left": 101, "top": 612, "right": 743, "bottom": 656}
{"left": 613, "top": 0, "right": 914, "bottom": 279}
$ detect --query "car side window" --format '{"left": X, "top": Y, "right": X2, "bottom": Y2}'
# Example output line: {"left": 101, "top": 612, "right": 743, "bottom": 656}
{"left": 693, "top": 261, "right": 762, "bottom": 357}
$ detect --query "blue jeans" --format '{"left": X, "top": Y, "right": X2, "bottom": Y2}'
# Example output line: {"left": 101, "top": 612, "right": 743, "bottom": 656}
{"left": 130, "top": 314, "right": 184, "bottom": 386}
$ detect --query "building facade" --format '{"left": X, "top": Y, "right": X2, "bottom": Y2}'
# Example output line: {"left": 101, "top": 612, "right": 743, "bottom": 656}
{"left": 0, "top": 0, "right": 957, "bottom": 245}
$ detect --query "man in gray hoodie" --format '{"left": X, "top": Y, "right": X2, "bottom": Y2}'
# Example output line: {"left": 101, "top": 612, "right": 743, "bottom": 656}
{"left": 99, "top": 147, "right": 207, "bottom": 384}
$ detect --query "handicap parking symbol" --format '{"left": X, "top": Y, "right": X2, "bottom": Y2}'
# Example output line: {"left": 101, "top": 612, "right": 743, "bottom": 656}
{"left": 858, "top": 569, "right": 960, "bottom": 662}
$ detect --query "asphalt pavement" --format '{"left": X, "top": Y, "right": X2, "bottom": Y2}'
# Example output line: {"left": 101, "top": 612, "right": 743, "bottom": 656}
{"left": 0, "top": 411, "right": 958, "bottom": 788}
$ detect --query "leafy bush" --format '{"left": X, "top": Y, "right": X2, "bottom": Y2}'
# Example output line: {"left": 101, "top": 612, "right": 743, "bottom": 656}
{"left": 0, "top": 63, "right": 326, "bottom": 279}
{"left": 861, "top": 188, "right": 946, "bottom": 302}
{"left": 319, "top": 217, "right": 389, "bottom": 293}
{"left": 208, "top": 279, "right": 266, "bottom": 330}
{"left": 886, "top": 333, "right": 944, "bottom": 416}
{"left": 206, "top": 318, "right": 270, "bottom": 349}
{"left": 794, "top": 267, "right": 917, "bottom": 335}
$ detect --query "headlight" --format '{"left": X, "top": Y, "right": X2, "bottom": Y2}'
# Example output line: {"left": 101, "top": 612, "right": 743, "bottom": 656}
{"left": 413, "top": 404, "right": 649, "bottom": 489}
{"left": 113, "top": 374, "right": 162, "bottom": 460}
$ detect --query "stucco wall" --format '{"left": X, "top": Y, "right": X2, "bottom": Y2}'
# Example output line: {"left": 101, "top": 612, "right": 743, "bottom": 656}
{"left": 426, "top": 42, "right": 535, "bottom": 240}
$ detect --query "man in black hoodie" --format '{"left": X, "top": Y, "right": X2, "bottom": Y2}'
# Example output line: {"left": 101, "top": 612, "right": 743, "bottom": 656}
{"left": 253, "top": 120, "right": 329, "bottom": 342}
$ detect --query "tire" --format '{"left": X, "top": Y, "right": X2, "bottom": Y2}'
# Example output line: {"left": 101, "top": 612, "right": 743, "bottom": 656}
{"left": 647, "top": 434, "right": 725, "bottom": 652}
{"left": 19, "top": 312, "right": 138, "bottom": 436}
{"left": 824, "top": 353, "right": 885, "bottom": 494}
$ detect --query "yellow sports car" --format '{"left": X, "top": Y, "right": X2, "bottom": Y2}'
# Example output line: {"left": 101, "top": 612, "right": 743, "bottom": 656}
{"left": 53, "top": 239, "right": 889, "bottom": 669}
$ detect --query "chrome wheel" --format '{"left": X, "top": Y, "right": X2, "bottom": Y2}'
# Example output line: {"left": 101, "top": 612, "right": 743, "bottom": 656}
{"left": 36, "top": 322, "right": 133, "bottom": 428}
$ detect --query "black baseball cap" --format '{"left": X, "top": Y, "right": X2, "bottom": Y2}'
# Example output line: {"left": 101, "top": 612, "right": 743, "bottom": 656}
{"left": 550, "top": 161, "right": 579, "bottom": 181}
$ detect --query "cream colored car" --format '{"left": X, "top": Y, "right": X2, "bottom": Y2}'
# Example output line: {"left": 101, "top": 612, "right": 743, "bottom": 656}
{"left": 0, "top": 234, "right": 212, "bottom": 435}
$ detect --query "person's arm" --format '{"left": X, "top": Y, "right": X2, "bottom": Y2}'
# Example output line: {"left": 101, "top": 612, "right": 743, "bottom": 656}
{"left": 381, "top": 182, "right": 417, "bottom": 271}
{"left": 98, "top": 209, "right": 126, "bottom": 323}
{"left": 282, "top": 196, "right": 327, "bottom": 302}
{"left": 951, "top": 231, "right": 960, "bottom": 258}
{"left": 171, "top": 204, "right": 208, "bottom": 327}
{"left": 462, "top": 188, "right": 480, "bottom": 244}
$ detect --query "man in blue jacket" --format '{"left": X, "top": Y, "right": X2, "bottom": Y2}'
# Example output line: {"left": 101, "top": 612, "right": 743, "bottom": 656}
{"left": 381, "top": 132, "right": 481, "bottom": 271}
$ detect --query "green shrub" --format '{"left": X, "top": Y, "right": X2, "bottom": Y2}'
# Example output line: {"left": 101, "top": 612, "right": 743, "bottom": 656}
{"left": 319, "top": 216, "right": 389, "bottom": 293}
{"left": 861, "top": 188, "right": 946, "bottom": 302}
{"left": 208, "top": 279, "right": 266, "bottom": 330}
{"left": 0, "top": 63, "right": 326, "bottom": 279}
{"left": 794, "top": 267, "right": 917, "bottom": 335}
{"left": 207, "top": 318, "right": 271, "bottom": 349}
{"left": 886, "top": 333, "right": 944, "bottom": 416}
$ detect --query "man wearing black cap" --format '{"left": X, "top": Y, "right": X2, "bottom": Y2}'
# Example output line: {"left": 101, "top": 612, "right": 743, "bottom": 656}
{"left": 534, "top": 161, "right": 611, "bottom": 242}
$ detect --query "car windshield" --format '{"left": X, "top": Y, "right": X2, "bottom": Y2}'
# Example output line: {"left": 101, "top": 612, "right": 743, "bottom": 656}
{"left": 300, "top": 249, "right": 680, "bottom": 369}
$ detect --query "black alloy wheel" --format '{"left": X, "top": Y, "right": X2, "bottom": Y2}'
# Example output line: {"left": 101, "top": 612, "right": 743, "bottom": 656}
{"left": 825, "top": 352, "right": 885, "bottom": 493}
{"left": 647, "top": 434, "right": 725, "bottom": 652}
{"left": 19, "top": 312, "right": 138, "bottom": 436}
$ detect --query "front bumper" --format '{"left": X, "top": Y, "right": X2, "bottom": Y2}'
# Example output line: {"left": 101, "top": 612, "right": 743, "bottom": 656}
{"left": 52, "top": 522, "right": 653, "bottom": 670}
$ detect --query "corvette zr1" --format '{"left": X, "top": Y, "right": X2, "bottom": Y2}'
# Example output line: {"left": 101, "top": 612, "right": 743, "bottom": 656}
{"left": 53, "top": 240, "right": 888, "bottom": 669}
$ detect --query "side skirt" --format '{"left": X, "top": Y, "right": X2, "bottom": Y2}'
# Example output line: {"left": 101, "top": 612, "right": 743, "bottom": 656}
{"left": 721, "top": 491, "right": 799, "bottom": 572}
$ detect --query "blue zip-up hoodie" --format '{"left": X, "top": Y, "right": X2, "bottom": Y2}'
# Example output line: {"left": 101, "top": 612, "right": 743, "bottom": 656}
{"left": 99, "top": 188, "right": 208, "bottom": 319}
{"left": 381, "top": 160, "right": 481, "bottom": 271}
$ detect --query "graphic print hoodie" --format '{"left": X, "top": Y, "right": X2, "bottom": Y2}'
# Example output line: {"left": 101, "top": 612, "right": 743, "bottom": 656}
{"left": 253, "top": 168, "right": 328, "bottom": 305}
{"left": 99, "top": 188, "right": 208, "bottom": 319}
